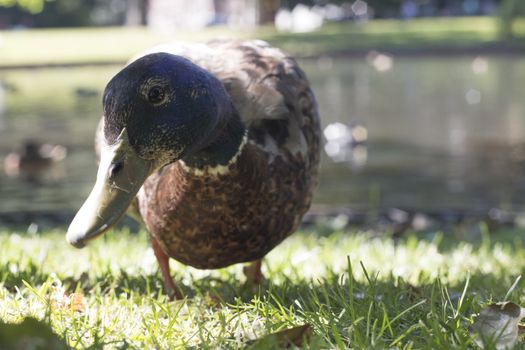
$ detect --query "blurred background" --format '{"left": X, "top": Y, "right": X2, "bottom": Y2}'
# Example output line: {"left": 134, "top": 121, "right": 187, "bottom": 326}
{"left": 1, "top": 0, "right": 525, "bottom": 234}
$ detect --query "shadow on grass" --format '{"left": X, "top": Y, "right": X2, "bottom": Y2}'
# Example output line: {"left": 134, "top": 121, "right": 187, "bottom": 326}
{"left": 0, "top": 259, "right": 52, "bottom": 292}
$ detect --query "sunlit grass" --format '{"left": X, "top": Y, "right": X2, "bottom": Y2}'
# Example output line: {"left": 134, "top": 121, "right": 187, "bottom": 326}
{"left": 1, "top": 17, "right": 525, "bottom": 67}
{"left": 2, "top": 227, "right": 525, "bottom": 348}
{"left": 0, "top": 26, "right": 252, "bottom": 67}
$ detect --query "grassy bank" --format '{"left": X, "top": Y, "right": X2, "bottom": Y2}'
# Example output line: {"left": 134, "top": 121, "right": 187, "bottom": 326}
{"left": 2, "top": 228, "right": 525, "bottom": 348}
{"left": 1, "top": 16, "right": 525, "bottom": 68}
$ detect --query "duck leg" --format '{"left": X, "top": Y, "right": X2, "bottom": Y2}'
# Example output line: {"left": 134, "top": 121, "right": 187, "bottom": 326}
{"left": 151, "top": 237, "right": 183, "bottom": 300}
{"left": 243, "top": 259, "right": 265, "bottom": 287}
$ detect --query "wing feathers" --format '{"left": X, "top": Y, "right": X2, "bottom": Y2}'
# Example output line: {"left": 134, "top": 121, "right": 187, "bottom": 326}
{"left": 131, "top": 39, "right": 319, "bottom": 159}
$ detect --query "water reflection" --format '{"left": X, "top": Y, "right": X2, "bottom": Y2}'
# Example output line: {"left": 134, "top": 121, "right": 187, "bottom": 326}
{"left": 366, "top": 51, "right": 394, "bottom": 72}
{"left": 323, "top": 122, "right": 368, "bottom": 169}
{"left": 0, "top": 55, "right": 525, "bottom": 222}
{"left": 307, "top": 54, "right": 525, "bottom": 213}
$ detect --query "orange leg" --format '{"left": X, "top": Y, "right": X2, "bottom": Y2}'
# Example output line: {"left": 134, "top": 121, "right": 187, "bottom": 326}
{"left": 243, "top": 259, "right": 264, "bottom": 286}
{"left": 151, "top": 237, "right": 183, "bottom": 300}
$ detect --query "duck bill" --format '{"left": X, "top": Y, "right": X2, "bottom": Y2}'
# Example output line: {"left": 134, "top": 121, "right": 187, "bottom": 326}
{"left": 66, "top": 128, "right": 153, "bottom": 248}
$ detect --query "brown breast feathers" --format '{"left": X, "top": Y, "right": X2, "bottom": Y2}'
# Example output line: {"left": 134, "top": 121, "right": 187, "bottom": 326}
{"left": 138, "top": 142, "right": 314, "bottom": 269}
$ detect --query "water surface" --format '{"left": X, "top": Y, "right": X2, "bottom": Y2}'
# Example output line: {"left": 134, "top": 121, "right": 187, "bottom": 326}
{"left": 1, "top": 54, "right": 525, "bottom": 223}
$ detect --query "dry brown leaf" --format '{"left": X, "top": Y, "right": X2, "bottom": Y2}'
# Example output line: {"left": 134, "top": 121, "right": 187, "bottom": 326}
{"left": 50, "top": 286, "right": 86, "bottom": 313}
{"left": 471, "top": 301, "right": 525, "bottom": 349}
{"left": 69, "top": 292, "right": 87, "bottom": 312}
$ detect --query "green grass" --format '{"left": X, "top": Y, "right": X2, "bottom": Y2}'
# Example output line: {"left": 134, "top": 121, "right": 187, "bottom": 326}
{"left": 1, "top": 17, "right": 525, "bottom": 67}
{"left": 2, "top": 226, "right": 525, "bottom": 348}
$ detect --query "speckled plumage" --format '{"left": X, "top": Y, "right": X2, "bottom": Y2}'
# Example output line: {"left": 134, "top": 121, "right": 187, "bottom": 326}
{"left": 99, "top": 39, "right": 320, "bottom": 271}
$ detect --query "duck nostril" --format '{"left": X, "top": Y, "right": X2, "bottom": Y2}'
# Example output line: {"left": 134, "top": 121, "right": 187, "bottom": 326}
{"left": 109, "top": 161, "right": 124, "bottom": 178}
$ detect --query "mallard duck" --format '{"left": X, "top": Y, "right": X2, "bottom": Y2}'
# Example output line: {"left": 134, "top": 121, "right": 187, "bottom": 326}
{"left": 3, "top": 140, "right": 67, "bottom": 179}
{"left": 66, "top": 40, "right": 321, "bottom": 299}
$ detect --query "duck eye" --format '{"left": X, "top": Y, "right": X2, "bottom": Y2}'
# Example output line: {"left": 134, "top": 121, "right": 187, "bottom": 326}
{"left": 147, "top": 86, "right": 165, "bottom": 104}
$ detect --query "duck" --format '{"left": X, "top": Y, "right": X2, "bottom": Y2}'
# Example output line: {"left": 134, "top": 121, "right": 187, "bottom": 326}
{"left": 66, "top": 39, "right": 321, "bottom": 299}
{"left": 3, "top": 140, "right": 67, "bottom": 179}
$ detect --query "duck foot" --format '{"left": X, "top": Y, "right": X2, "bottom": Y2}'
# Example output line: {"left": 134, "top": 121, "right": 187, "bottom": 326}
{"left": 243, "top": 259, "right": 265, "bottom": 292}
{"left": 151, "top": 237, "right": 183, "bottom": 300}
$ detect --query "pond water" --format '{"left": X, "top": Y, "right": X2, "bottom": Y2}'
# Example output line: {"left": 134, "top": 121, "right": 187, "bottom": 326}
{"left": 1, "top": 54, "right": 525, "bottom": 225}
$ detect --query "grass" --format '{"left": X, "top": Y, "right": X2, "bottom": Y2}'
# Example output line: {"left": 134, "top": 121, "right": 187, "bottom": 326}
{"left": 2, "top": 226, "right": 525, "bottom": 348}
{"left": 2, "top": 17, "right": 525, "bottom": 67}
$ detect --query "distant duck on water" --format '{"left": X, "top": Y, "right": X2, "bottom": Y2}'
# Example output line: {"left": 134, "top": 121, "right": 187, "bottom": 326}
{"left": 66, "top": 40, "right": 321, "bottom": 299}
{"left": 3, "top": 140, "right": 67, "bottom": 179}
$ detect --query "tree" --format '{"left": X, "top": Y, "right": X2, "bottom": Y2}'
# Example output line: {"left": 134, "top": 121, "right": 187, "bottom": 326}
{"left": 0, "top": 0, "right": 51, "bottom": 14}
{"left": 499, "top": 0, "right": 525, "bottom": 38}
{"left": 0, "top": 0, "right": 127, "bottom": 28}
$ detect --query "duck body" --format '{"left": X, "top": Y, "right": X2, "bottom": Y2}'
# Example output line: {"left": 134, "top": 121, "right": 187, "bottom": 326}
{"left": 140, "top": 142, "right": 311, "bottom": 269}
{"left": 137, "top": 40, "right": 320, "bottom": 269}
{"left": 67, "top": 39, "right": 320, "bottom": 295}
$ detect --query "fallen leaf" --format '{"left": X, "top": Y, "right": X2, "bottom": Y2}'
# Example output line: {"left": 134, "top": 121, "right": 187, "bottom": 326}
{"left": 69, "top": 292, "right": 87, "bottom": 312}
{"left": 247, "top": 324, "right": 312, "bottom": 348}
{"left": 471, "top": 301, "right": 525, "bottom": 349}
{"left": 50, "top": 286, "right": 86, "bottom": 313}
{"left": 0, "top": 317, "right": 69, "bottom": 350}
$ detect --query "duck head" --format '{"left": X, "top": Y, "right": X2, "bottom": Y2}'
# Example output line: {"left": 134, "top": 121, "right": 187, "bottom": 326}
{"left": 67, "top": 53, "right": 245, "bottom": 248}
